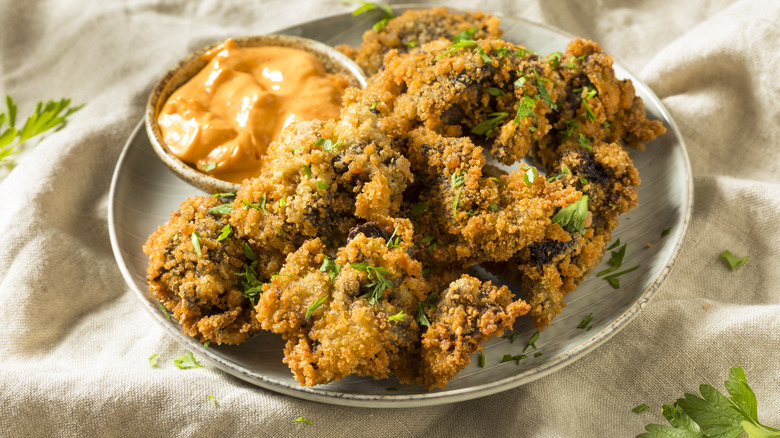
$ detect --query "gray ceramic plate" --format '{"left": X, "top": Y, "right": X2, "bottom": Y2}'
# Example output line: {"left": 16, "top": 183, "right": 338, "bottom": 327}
{"left": 108, "top": 8, "right": 692, "bottom": 407}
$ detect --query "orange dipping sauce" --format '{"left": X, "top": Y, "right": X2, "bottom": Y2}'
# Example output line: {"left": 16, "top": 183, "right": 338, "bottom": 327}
{"left": 157, "top": 39, "right": 349, "bottom": 183}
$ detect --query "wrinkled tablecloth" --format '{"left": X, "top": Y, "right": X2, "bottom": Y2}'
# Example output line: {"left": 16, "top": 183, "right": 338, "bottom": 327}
{"left": 1, "top": 0, "right": 778, "bottom": 436}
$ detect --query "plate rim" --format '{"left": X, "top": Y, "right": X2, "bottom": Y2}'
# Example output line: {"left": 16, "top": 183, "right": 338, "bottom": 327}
{"left": 107, "top": 7, "right": 693, "bottom": 408}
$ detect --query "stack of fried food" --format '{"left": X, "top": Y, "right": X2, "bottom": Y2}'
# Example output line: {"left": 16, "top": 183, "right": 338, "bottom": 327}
{"left": 143, "top": 8, "right": 664, "bottom": 389}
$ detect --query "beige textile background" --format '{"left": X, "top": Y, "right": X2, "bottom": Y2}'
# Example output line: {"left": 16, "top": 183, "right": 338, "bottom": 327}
{"left": 1, "top": 0, "right": 779, "bottom": 436}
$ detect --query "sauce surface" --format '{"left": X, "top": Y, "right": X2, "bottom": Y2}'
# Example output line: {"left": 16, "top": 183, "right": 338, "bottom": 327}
{"left": 158, "top": 39, "right": 348, "bottom": 183}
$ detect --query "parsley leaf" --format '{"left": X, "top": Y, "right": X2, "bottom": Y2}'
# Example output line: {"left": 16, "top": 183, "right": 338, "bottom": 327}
{"left": 1, "top": 96, "right": 83, "bottom": 164}
{"left": 160, "top": 302, "right": 172, "bottom": 320}
{"left": 148, "top": 353, "right": 159, "bottom": 368}
{"left": 315, "top": 135, "right": 343, "bottom": 152}
{"left": 470, "top": 112, "right": 508, "bottom": 138}
{"left": 217, "top": 224, "right": 231, "bottom": 241}
{"left": 638, "top": 366, "right": 780, "bottom": 438}
{"left": 661, "top": 228, "right": 671, "bottom": 237}
{"left": 350, "top": 1, "right": 394, "bottom": 31}
{"left": 211, "top": 191, "right": 236, "bottom": 198}
{"left": 551, "top": 195, "right": 588, "bottom": 235}
{"left": 522, "top": 166, "right": 538, "bottom": 186}
{"left": 451, "top": 171, "right": 465, "bottom": 189}
{"left": 604, "top": 265, "right": 640, "bottom": 289}
{"left": 415, "top": 293, "right": 438, "bottom": 326}
{"left": 388, "top": 310, "right": 405, "bottom": 322}
{"left": 293, "top": 415, "right": 313, "bottom": 425}
{"left": 501, "top": 354, "right": 527, "bottom": 365}
{"left": 522, "top": 331, "right": 540, "bottom": 353}
{"left": 479, "top": 352, "right": 485, "bottom": 368}
{"left": 547, "top": 163, "right": 572, "bottom": 182}
{"left": 435, "top": 28, "right": 477, "bottom": 59}
{"left": 319, "top": 254, "right": 341, "bottom": 281}
{"left": 533, "top": 69, "right": 557, "bottom": 111}
{"left": 719, "top": 250, "right": 749, "bottom": 271}
{"left": 173, "top": 351, "right": 203, "bottom": 369}
{"left": 577, "top": 312, "right": 593, "bottom": 330}
{"left": 633, "top": 404, "right": 650, "bottom": 413}
{"left": 514, "top": 95, "right": 537, "bottom": 124}
{"left": 597, "top": 244, "right": 627, "bottom": 277}
{"left": 408, "top": 201, "right": 429, "bottom": 218}
{"left": 206, "top": 394, "right": 217, "bottom": 405}
{"left": 578, "top": 133, "right": 593, "bottom": 152}
{"left": 208, "top": 203, "right": 233, "bottom": 215}
{"left": 191, "top": 232, "right": 203, "bottom": 256}
{"left": 488, "top": 87, "right": 506, "bottom": 96}
{"left": 352, "top": 263, "right": 393, "bottom": 305}
{"left": 302, "top": 164, "right": 311, "bottom": 179}
{"left": 305, "top": 297, "right": 327, "bottom": 318}
{"left": 452, "top": 188, "right": 462, "bottom": 219}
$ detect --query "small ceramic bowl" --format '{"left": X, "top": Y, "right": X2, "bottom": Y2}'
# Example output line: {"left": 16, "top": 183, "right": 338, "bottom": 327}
{"left": 145, "top": 34, "right": 367, "bottom": 195}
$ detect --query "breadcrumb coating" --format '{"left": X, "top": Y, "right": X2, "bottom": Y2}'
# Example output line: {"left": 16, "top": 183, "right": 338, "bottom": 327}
{"left": 420, "top": 275, "right": 530, "bottom": 389}
{"left": 143, "top": 196, "right": 261, "bottom": 345}
{"left": 337, "top": 7, "right": 502, "bottom": 76}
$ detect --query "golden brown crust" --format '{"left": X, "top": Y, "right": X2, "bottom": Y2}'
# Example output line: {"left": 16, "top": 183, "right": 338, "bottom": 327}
{"left": 420, "top": 275, "right": 530, "bottom": 389}
{"left": 143, "top": 196, "right": 261, "bottom": 345}
{"left": 337, "top": 7, "right": 502, "bottom": 76}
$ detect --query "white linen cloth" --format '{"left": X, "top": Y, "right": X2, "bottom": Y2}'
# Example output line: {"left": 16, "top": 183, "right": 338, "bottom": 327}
{"left": 1, "top": 0, "right": 778, "bottom": 436}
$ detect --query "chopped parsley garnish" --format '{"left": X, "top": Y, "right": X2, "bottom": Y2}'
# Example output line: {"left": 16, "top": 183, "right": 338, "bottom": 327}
{"left": 719, "top": 250, "right": 749, "bottom": 271}
{"left": 547, "top": 51, "right": 562, "bottom": 69}
{"left": 487, "top": 87, "right": 506, "bottom": 96}
{"left": 522, "top": 331, "right": 540, "bottom": 353}
{"left": 578, "top": 133, "right": 593, "bottom": 152}
{"left": 522, "top": 166, "right": 538, "bottom": 186}
{"left": 293, "top": 415, "right": 313, "bottom": 425}
{"left": 479, "top": 352, "right": 485, "bottom": 368}
{"left": 579, "top": 177, "right": 589, "bottom": 185}
{"left": 415, "top": 293, "right": 438, "bottom": 326}
{"left": 577, "top": 312, "right": 593, "bottom": 330}
{"left": 490, "top": 203, "right": 499, "bottom": 212}
{"left": 191, "top": 231, "right": 203, "bottom": 256}
{"left": 206, "top": 395, "right": 217, "bottom": 405}
{"left": 435, "top": 28, "right": 477, "bottom": 59}
{"left": 408, "top": 201, "right": 429, "bottom": 218}
{"left": 242, "top": 198, "right": 266, "bottom": 214}
{"left": 421, "top": 267, "right": 430, "bottom": 276}
{"left": 533, "top": 69, "right": 557, "bottom": 111}
{"left": 172, "top": 234, "right": 179, "bottom": 242}
{"left": 237, "top": 243, "right": 264, "bottom": 305}
{"left": 316, "top": 180, "right": 329, "bottom": 190}
{"left": 217, "top": 224, "right": 231, "bottom": 241}
{"left": 451, "top": 171, "right": 465, "bottom": 188}
{"left": 514, "top": 73, "right": 527, "bottom": 88}
{"left": 534, "top": 352, "right": 543, "bottom": 357}
{"left": 581, "top": 87, "right": 597, "bottom": 121}
{"left": 202, "top": 161, "right": 216, "bottom": 172}
{"left": 351, "top": 263, "right": 393, "bottom": 305}
{"left": 604, "top": 265, "right": 640, "bottom": 289}
{"left": 661, "top": 228, "right": 671, "bottom": 237}
{"left": 471, "top": 112, "right": 508, "bottom": 138}
{"left": 370, "top": 102, "right": 379, "bottom": 111}
{"left": 386, "top": 228, "right": 402, "bottom": 249}
{"left": 547, "top": 163, "right": 572, "bottom": 182}
{"left": 637, "top": 366, "right": 779, "bottom": 438}
{"left": 452, "top": 188, "right": 462, "bottom": 219}
{"left": 302, "top": 164, "right": 311, "bottom": 179}
{"left": 559, "top": 119, "right": 580, "bottom": 141}
{"left": 416, "top": 236, "right": 434, "bottom": 247}
{"left": 633, "top": 404, "right": 650, "bottom": 413}
{"left": 160, "top": 302, "right": 172, "bottom": 320}
{"left": 351, "top": 1, "right": 394, "bottom": 31}
{"left": 607, "top": 238, "right": 621, "bottom": 251}
{"left": 148, "top": 353, "right": 159, "bottom": 368}
{"left": 305, "top": 297, "right": 327, "bottom": 318}
{"left": 388, "top": 310, "right": 405, "bottom": 322}
{"left": 208, "top": 203, "right": 233, "bottom": 215}
{"left": 597, "top": 244, "right": 627, "bottom": 277}
{"left": 404, "top": 40, "right": 417, "bottom": 48}
{"left": 551, "top": 195, "right": 588, "bottom": 235}
{"left": 314, "top": 135, "right": 343, "bottom": 152}
{"left": 319, "top": 254, "right": 341, "bottom": 281}
{"left": 514, "top": 95, "right": 537, "bottom": 124}
{"left": 501, "top": 354, "right": 527, "bottom": 365}
{"left": 173, "top": 351, "right": 202, "bottom": 369}
{"left": 278, "top": 196, "right": 287, "bottom": 209}
{"left": 203, "top": 341, "right": 210, "bottom": 348}
{"left": 476, "top": 47, "right": 492, "bottom": 63}
{"left": 211, "top": 191, "right": 236, "bottom": 198}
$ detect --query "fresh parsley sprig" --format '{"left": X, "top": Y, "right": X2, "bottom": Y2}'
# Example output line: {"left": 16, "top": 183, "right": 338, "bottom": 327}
{"left": 0, "top": 95, "right": 83, "bottom": 164}
{"left": 638, "top": 366, "right": 779, "bottom": 438}
{"left": 351, "top": 262, "right": 393, "bottom": 305}
{"left": 349, "top": 1, "right": 394, "bottom": 31}
{"left": 471, "top": 112, "right": 508, "bottom": 138}
{"left": 551, "top": 195, "right": 589, "bottom": 235}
